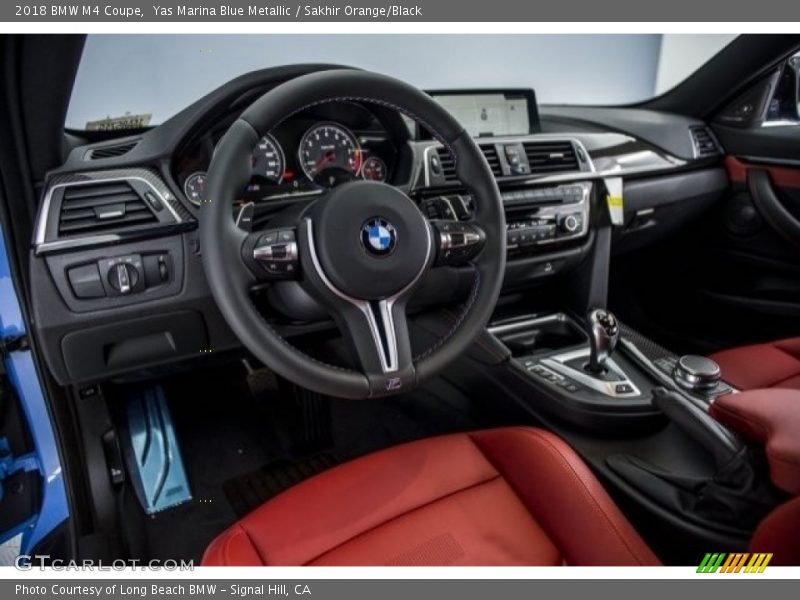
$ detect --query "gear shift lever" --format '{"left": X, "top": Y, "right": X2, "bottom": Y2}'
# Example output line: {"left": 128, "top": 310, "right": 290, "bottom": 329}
{"left": 586, "top": 308, "right": 620, "bottom": 373}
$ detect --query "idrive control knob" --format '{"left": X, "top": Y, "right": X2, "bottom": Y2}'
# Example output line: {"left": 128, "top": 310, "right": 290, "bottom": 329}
{"left": 672, "top": 355, "right": 721, "bottom": 392}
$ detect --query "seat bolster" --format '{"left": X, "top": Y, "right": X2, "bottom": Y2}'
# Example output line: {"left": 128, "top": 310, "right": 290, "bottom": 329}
{"left": 470, "top": 428, "right": 660, "bottom": 566}
{"left": 202, "top": 524, "right": 264, "bottom": 566}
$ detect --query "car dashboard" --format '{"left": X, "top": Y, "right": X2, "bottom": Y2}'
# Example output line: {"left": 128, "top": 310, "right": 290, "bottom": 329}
{"left": 28, "top": 65, "right": 729, "bottom": 386}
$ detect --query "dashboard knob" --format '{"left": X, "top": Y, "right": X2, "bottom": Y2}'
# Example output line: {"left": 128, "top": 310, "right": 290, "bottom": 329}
{"left": 107, "top": 263, "right": 138, "bottom": 294}
{"left": 672, "top": 355, "right": 721, "bottom": 392}
{"left": 560, "top": 214, "right": 580, "bottom": 233}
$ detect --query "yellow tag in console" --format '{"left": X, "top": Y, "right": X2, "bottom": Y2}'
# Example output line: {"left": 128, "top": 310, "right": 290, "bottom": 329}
{"left": 604, "top": 177, "right": 624, "bottom": 226}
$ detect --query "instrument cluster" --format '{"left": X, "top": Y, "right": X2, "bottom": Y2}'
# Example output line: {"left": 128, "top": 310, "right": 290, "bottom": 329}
{"left": 175, "top": 106, "right": 397, "bottom": 208}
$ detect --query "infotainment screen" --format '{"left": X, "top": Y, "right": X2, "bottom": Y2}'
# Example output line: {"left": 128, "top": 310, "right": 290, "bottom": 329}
{"left": 427, "top": 89, "right": 541, "bottom": 137}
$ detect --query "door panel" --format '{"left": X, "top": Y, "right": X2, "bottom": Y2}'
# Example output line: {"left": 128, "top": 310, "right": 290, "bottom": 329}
{"left": 611, "top": 150, "right": 800, "bottom": 355}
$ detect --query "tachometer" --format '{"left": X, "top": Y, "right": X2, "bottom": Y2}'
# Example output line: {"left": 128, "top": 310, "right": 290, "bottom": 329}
{"left": 360, "top": 156, "right": 387, "bottom": 182}
{"left": 183, "top": 171, "right": 207, "bottom": 206}
{"left": 299, "top": 123, "right": 362, "bottom": 187}
{"left": 252, "top": 134, "right": 285, "bottom": 183}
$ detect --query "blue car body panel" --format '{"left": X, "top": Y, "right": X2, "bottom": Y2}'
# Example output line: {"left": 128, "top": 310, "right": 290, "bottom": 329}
{"left": 0, "top": 227, "right": 69, "bottom": 553}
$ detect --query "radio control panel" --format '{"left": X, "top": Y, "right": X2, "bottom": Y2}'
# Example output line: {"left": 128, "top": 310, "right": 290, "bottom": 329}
{"left": 504, "top": 182, "right": 591, "bottom": 251}
{"left": 419, "top": 182, "right": 592, "bottom": 257}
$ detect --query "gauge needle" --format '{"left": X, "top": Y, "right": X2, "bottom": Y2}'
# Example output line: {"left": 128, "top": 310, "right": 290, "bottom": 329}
{"left": 313, "top": 150, "right": 336, "bottom": 172}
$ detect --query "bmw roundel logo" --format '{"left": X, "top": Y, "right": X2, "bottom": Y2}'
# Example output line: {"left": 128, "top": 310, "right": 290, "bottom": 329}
{"left": 361, "top": 217, "right": 397, "bottom": 257}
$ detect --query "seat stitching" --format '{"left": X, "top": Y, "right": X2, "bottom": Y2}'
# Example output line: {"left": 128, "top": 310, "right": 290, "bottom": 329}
{"left": 300, "top": 473, "right": 502, "bottom": 565}
{"left": 470, "top": 428, "right": 652, "bottom": 565}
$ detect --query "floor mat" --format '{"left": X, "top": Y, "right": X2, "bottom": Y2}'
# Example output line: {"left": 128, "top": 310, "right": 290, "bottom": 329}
{"left": 223, "top": 453, "right": 338, "bottom": 518}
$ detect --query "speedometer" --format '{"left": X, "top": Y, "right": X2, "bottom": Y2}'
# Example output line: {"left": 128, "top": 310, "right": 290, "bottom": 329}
{"left": 251, "top": 134, "right": 285, "bottom": 183}
{"left": 299, "top": 123, "right": 362, "bottom": 187}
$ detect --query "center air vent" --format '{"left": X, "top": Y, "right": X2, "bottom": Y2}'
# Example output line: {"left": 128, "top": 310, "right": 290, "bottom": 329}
{"left": 58, "top": 180, "right": 157, "bottom": 236}
{"left": 479, "top": 144, "right": 503, "bottom": 178}
{"left": 689, "top": 125, "right": 721, "bottom": 157}
{"left": 85, "top": 140, "right": 139, "bottom": 160}
{"left": 434, "top": 147, "right": 458, "bottom": 181}
{"left": 434, "top": 145, "right": 509, "bottom": 181}
{"left": 522, "top": 141, "right": 580, "bottom": 174}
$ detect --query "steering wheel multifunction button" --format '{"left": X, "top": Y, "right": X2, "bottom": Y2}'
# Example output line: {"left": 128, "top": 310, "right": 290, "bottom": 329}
{"left": 253, "top": 228, "right": 299, "bottom": 278}
{"left": 434, "top": 220, "right": 486, "bottom": 265}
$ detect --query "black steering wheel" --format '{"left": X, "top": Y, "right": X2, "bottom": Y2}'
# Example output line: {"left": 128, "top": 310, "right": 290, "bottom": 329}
{"left": 201, "top": 70, "right": 506, "bottom": 399}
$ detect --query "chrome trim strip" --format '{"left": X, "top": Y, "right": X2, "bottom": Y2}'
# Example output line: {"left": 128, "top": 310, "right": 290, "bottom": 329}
{"left": 739, "top": 155, "right": 800, "bottom": 168}
{"left": 418, "top": 134, "right": 692, "bottom": 191}
{"left": 34, "top": 223, "right": 194, "bottom": 256}
{"left": 34, "top": 174, "right": 182, "bottom": 250}
{"left": 422, "top": 136, "right": 596, "bottom": 189}
{"left": 487, "top": 313, "right": 568, "bottom": 336}
{"left": 304, "top": 215, "right": 432, "bottom": 374}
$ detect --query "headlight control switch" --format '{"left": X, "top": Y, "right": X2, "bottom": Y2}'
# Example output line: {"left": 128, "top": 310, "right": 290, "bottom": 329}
{"left": 101, "top": 254, "right": 144, "bottom": 296}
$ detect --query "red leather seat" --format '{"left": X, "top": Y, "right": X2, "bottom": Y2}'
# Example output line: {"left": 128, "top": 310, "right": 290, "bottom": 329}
{"left": 203, "top": 427, "right": 659, "bottom": 566}
{"left": 710, "top": 337, "right": 800, "bottom": 390}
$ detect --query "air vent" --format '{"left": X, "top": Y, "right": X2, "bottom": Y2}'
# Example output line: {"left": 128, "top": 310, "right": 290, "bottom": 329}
{"left": 435, "top": 147, "right": 458, "bottom": 181}
{"left": 58, "top": 180, "right": 157, "bottom": 236}
{"left": 523, "top": 141, "right": 580, "bottom": 174}
{"left": 435, "top": 145, "right": 503, "bottom": 181}
{"left": 86, "top": 140, "right": 139, "bottom": 160}
{"left": 689, "top": 125, "right": 721, "bottom": 157}
{"left": 479, "top": 144, "right": 503, "bottom": 178}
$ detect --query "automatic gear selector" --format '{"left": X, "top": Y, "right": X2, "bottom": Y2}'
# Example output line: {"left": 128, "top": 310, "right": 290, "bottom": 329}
{"left": 586, "top": 308, "right": 620, "bottom": 373}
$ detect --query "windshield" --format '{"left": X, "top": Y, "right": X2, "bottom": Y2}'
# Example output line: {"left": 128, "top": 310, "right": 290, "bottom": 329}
{"left": 66, "top": 34, "right": 736, "bottom": 130}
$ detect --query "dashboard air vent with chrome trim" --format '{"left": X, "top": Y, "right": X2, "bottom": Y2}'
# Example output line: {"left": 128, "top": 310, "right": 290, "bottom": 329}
{"left": 57, "top": 180, "right": 157, "bottom": 236}
{"left": 522, "top": 140, "right": 580, "bottom": 174}
{"left": 689, "top": 125, "right": 722, "bottom": 157}
{"left": 434, "top": 144, "right": 504, "bottom": 182}
{"left": 85, "top": 140, "right": 139, "bottom": 160}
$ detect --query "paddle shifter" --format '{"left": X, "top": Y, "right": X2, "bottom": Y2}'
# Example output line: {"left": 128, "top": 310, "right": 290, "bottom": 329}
{"left": 586, "top": 308, "right": 620, "bottom": 373}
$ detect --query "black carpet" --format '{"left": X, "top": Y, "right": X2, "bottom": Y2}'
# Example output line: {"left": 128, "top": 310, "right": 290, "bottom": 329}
{"left": 223, "top": 453, "right": 338, "bottom": 518}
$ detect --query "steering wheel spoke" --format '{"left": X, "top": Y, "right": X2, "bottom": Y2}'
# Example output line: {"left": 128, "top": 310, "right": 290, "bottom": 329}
{"left": 338, "top": 297, "right": 415, "bottom": 394}
{"left": 242, "top": 227, "right": 301, "bottom": 280}
{"left": 431, "top": 220, "right": 486, "bottom": 267}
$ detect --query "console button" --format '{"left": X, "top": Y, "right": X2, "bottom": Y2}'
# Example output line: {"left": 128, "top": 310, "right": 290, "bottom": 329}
{"left": 67, "top": 264, "right": 105, "bottom": 299}
{"left": 144, "top": 191, "right": 164, "bottom": 212}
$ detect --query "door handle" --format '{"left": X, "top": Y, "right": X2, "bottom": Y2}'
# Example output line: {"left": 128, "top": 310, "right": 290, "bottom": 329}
{"left": 748, "top": 169, "right": 800, "bottom": 247}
